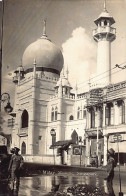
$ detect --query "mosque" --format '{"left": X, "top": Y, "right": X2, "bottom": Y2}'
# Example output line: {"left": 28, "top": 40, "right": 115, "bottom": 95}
{"left": 10, "top": 2, "right": 126, "bottom": 166}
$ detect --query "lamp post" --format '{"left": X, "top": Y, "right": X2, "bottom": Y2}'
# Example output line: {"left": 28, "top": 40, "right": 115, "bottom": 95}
{"left": 79, "top": 136, "right": 82, "bottom": 167}
{"left": 50, "top": 129, "right": 56, "bottom": 165}
{"left": 0, "top": 0, "right": 4, "bottom": 111}
{"left": 113, "top": 133, "right": 123, "bottom": 196}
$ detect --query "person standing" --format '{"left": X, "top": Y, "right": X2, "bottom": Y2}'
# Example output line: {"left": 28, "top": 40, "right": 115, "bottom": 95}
{"left": 8, "top": 147, "right": 24, "bottom": 190}
{"left": 104, "top": 148, "right": 116, "bottom": 196}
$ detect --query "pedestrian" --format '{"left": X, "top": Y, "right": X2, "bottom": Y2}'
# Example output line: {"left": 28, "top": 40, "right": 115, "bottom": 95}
{"left": 8, "top": 147, "right": 24, "bottom": 190}
{"left": 104, "top": 148, "right": 116, "bottom": 196}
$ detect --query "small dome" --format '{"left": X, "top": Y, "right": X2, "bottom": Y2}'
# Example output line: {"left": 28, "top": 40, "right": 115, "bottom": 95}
{"left": 22, "top": 37, "right": 64, "bottom": 74}
{"left": 94, "top": 10, "right": 115, "bottom": 25}
{"left": 99, "top": 10, "right": 110, "bottom": 18}
{"left": 55, "top": 75, "right": 72, "bottom": 89}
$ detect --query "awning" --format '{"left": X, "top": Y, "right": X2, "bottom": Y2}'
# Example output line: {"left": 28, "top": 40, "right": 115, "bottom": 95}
{"left": 85, "top": 129, "right": 103, "bottom": 139}
{"left": 50, "top": 140, "right": 73, "bottom": 150}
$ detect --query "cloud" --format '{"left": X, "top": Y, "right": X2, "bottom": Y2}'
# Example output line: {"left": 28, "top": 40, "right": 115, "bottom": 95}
{"left": 62, "top": 27, "right": 97, "bottom": 91}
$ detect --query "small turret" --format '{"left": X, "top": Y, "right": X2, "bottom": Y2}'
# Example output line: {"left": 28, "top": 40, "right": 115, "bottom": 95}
{"left": 55, "top": 66, "right": 72, "bottom": 97}
{"left": 33, "top": 58, "right": 36, "bottom": 77}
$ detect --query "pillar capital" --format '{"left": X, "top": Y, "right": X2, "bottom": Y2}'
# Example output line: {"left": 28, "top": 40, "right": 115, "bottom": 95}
{"left": 123, "top": 98, "right": 126, "bottom": 104}
{"left": 103, "top": 103, "right": 107, "bottom": 107}
{"left": 93, "top": 106, "right": 97, "bottom": 112}
{"left": 113, "top": 100, "right": 118, "bottom": 106}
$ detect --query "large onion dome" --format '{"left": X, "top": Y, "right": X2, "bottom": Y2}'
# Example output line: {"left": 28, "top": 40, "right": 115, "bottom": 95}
{"left": 22, "top": 20, "right": 64, "bottom": 76}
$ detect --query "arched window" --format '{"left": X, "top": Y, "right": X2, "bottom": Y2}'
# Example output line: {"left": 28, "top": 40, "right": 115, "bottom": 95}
{"left": 71, "top": 130, "right": 78, "bottom": 144}
{"left": 69, "top": 115, "right": 74, "bottom": 120}
{"left": 105, "top": 103, "right": 113, "bottom": 125}
{"left": 77, "top": 107, "right": 80, "bottom": 119}
{"left": 51, "top": 107, "right": 54, "bottom": 121}
{"left": 55, "top": 107, "right": 58, "bottom": 121}
{"left": 21, "top": 141, "right": 26, "bottom": 154}
{"left": 21, "top": 110, "right": 28, "bottom": 128}
{"left": 118, "top": 101, "right": 125, "bottom": 124}
{"left": 83, "top": 107, "right": 86, "bottom": 119}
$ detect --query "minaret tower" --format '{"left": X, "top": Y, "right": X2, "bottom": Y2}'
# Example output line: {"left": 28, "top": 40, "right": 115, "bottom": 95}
{"left": 93, "top": 0, "right": 116, "bottom": 87}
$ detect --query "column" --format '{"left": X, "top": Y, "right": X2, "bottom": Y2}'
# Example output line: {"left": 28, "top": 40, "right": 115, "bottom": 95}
{"left": 74, "top": 84, "right": 78, "bottom": 120}
{"left": 103, "top": 135, "right": 108, "bottom": 166}
{"left": 103, "top": 103, "right": 106, "bottom": 127}
{"left": 124, "top": 99, "right": 126, "bottom": 123}
{"left": 113, "top": 101, "right": 118, "bottom": 125}
{"left": 86, "top": 108, "right": 90, "bottom": 129}
{"left": 85, "top": 136, "right": 90, "bottom": 165}
{"left": 28, "top": 77, "right": 36, "bottom": 154}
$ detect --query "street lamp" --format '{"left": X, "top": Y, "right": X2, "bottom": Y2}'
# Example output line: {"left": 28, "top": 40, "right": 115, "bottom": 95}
{"left": 113, "top": 133, "right": 123, "bottom": 196}
{"left": 0, "top": 92, "right": 13, "bottom": 113}
{"left": 0, "top": 0, "right": 5, "bottom": 111}
{"left": 50, "top": 129, "right": 56, "bottom": 165}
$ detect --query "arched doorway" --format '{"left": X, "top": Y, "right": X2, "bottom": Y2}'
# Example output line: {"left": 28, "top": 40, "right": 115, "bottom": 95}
{"left": 71, "top": 130, "right": 78, "bottom": 144}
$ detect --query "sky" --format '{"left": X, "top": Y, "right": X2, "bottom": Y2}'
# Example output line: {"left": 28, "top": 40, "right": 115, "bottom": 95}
{"left": 0, "top": 0, "right": 126, "bottom": 108}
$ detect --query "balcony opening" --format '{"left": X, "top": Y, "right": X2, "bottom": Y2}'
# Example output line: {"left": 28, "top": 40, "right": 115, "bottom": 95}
{"left": 91, "top": 108, "right": 95, "bottom": 128}
{"left": 21, "top": 141, "right": 26, "bottom": 154}
{"left": 69, "top": 115, "right": 74, "bottom": 120}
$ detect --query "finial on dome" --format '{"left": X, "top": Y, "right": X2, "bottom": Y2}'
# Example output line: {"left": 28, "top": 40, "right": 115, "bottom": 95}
{"left": 40, "top": 18, "right": 51, "bottom": 41}
{"left": 40, "top": 18, "right": 49, "bottom": 40}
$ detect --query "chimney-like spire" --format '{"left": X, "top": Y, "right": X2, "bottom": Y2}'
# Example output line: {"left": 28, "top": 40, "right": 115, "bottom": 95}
{"left": 20, "top": 59, "right": 22, "bottom": 67}
{"left": 62, "top": 66, "right": 65, "bottom": 77}
{"left": 103, "top": 0, "right": 107, "bottom": 12}
{"left": 66, "top": 66, "right": 69, "bottom": 80}
{"left": 33, "top": 58, "right": 36, "bottom": 77}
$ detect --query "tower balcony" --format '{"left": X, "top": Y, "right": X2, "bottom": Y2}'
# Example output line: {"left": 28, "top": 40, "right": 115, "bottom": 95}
{"left": 93, "top": 26, "right": 116, "bottom": 41}
{"left": 93, "top": 26, "right": 116, "bottom": 35}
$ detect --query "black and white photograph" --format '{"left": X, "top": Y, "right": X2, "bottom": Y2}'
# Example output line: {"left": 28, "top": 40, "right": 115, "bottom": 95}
{"left": 0, "top": 0, "right": 126, "bottom": 195}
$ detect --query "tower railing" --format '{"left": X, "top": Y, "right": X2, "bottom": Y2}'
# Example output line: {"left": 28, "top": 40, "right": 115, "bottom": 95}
{"left": 93, "top": 26, "right": 116, "bottom": 36}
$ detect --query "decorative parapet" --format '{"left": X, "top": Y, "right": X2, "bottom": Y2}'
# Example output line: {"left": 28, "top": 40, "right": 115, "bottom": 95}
{"left": 36, "top": 74, "right": 59, "bottom": 82}
{"left": 18, "top": 74, "right": 59, "bottom": 86}
{"left": 106, "top": 81, "right": 126, "bottom": 101}
{"left": 49, "top": 94, "right": 75, "bottom": 100}
{"left": 77, "top": 94, "right": 86, "bottom": 99}
{"left": 86, "top": 81, "right": 126, "bottom": 107}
